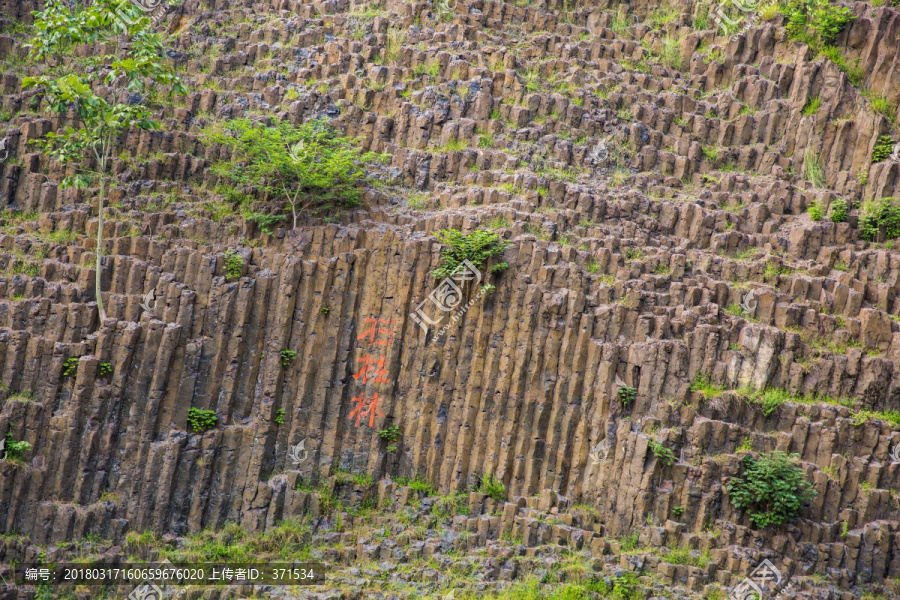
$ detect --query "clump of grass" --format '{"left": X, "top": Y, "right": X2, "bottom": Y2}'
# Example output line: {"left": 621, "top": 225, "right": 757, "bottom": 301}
{"left": 689, "top": 373, "right": 725, "bottom": 398}
{"left": 863, "top": 90, "right": 898, "bottom": 125}
{"left": 802, "top": 147, "right": 826, "bottom": 188}
{"left": 802, "top": 96, "right": 821, "bottom": 115}
{"left": 820, "top": 45, "right": 864, "bottom": 86}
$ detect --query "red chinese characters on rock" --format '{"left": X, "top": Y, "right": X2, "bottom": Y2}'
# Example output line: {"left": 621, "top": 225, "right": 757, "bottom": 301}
{"left": 348, "top": 318, "right": 396, "bottom": 428}
{"left": 348, "top": 392, "right": 384, "bottom": 427}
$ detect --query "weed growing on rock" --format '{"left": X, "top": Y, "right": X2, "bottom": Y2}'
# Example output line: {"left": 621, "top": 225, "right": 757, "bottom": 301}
{"left": 648, "top": 439, "right": 676, "bottom": 466}
{"left": 618, "top": 385, "right": 636, "bottom": 408}
{"left": 274, "top": 409, "right": 285, "bottom": 425}
{"left": 850, "top": 409, "right": 900, "bottom": 428}
{"left": 186, "top": 408, "right": 218, "bottom": 433}
{"left": 379, "top": 424, "right": 401, "bottom": 443}
{"left": 62, "top": 357, "right": 78, "bottom": 378}
{"left": 476, "top": 472, "right": 506, "bottom": 501}
{"left": 728, "top": 451, "right": 817, "bottom": 527}
{"left": 3, "top": 432, "right": 31, "bottom": 463}
{"left": 872, "top": 135, "right": 897, "bottom": 163}
{"left": 782, "top": 0, "right": 854, "bottom": 49}
{"left": 222, "top": 251, "right": 243, "bottom": 281}
{"left": 860, "top": 197, "right": 900, "bottom": 241}
{"left": 820, "top": 46, "right": 864, "bottom": 86}
{"left": 280, "top": 349, "right": 297, "bottom": 367}
{"left": 829, "top": 198, "right": 848, "bottom": 222}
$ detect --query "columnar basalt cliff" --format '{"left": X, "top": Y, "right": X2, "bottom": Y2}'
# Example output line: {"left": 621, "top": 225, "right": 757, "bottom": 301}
{"left": 1, "top": 0, "right": 900, "bottom": 597}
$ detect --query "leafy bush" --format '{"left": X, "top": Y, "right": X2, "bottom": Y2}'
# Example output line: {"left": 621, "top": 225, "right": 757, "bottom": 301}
{"left": 274, "top": 409, "right": 285, "bottom": 425}
{"left": 872, "top": 135, "right": 897, "bottom": 163}
{"left": 783, "top": 0, "right": 854, "bottom": 48}
{"left": 378, "top": 425, "right": 401, "bottom": 443}
{"left": 223, "top": 251, "right": 243, "bottom": 281}
{"left": 807, "top": 200, "right": 824, "bottom": 220}
{"left": 432, "top": 229, "right": 511, "bottom": 280}
{"left": 62, "top": 357, "right": 78, "bottom": 378}
{"left": 204, "top": 118, "right": 386, "bottom": 228}
{"left": 859, "top": 197, "right": 900, "bottom": 241}
{"left": 476, "top": 472, "right": 506, "bottom": 501}
{"left": 280, "top": 349, "right": 297, "bottom": 368}
{"left": 98, "top": 362, "right": 113, "bottom": 377}
{"left": 728, "top": 451, "right": 817, "bottom": 527}
{"left": 618, "top": 385, "right": 637, "bottom": 408}
{"left": 245, "top": 212, "right": 287, "bottom": 235}
{"left": 432, "top": 491, "right": 469, "bottom": 518}
{"left": 801, "top": 97, "right": 821, "bottom": 115}
{"left": 186, "top": 408, "right": 218, "bottom": 433}
{"left": 3, "top": 432, "right": 31, "bottom": 462}
{"left": 648, "top": 439, "right": 676, "bottom": 466}
{"left": 829, "top": 197, "right": 848, "bottom": 223}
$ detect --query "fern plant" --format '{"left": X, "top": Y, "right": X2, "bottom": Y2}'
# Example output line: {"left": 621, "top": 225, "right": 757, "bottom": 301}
{"left": 618, "top": 385, "right": 637, "bottom": 408}
{"left": 432, "top": 229, "right": 511, "bottom": 280}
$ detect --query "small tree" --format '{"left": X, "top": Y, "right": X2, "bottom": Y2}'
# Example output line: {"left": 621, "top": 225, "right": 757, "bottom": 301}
{"left": 203, "top": 118, "right": 385, "bottom": 229}
{"left": 728, "top": 451, "right": 817, "bottom": 528}
{"left": 23, "top": 0, "right": 185, "bottom": 322}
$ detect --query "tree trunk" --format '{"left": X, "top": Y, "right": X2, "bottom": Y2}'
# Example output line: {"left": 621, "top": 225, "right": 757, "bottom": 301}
{"left": 95, "top": 161, "right": 106, "bottom": 323}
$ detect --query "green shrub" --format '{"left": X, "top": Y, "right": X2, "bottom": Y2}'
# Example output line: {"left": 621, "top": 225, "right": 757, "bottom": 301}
{"left": 728, "top": 451, "right": 817, "bottom": 527}
{"left": 829, "top": 197, "right": 848, "bottom": 223}
{"left": 872, "top": 135, "right": 896, "bottom": 163}
{"left": 246, "top": 212, "right": 287, "bottom": 235}
{"left": 204, "top": 118, "right": 386, "bottom": 228}
{"left": 648, "top": 439, "right": 676, "bottom": 466}
{"left": 863, "top": 92, "right": 898, "bottom": 125}
{"left": 3, "top": 432, "right": 31, "bottom": 462}
{"left": 801, "top": 96, "right": 821, "bottom": 115}
{"left": 62, "top": 357, "right": 78, "bottom": 378}
{"left": 859, "top": 197, "right": 900, "bottom": 241}
{"left": 672, "top": 505, "right": 684, "bottom": 516}
{"left": 476, "top": 472, "right": 506, "bottom": 501}
{"left": 406, "top": 475, "right": 437, "bottom": 496}
{"left": 783, "top": 0, "right": 854, "bottom": 48}
{"left": 274, "top": 409, "right": 285, "bottom": 425}
{"left": 618, "top": 385, "right": 636, "bottom": 408}
{"left": 98, "top": 362, "right": 112, "bottom": 377}
{"left": 432, "top": 491, "right": 470, "bottom": 518}
{"left": 850, "top": 409, "right": 900, "bottom": 428}
{"left": 223, "top": 251, "right": 243, "bottom": 281}
{"left": 807, "top": 200, "right": 824, "bottom": 220}
{"left": 186, "top": 408, "right": 218, "bottom": 433}
{"left": 280, "top": 349, "right": 297, "bottom": 367}
{"left": 432, "top": 229, "right": 511, "bottom": 280}
{"left": 378, "top": 425, "right": 401, "bottom": 443}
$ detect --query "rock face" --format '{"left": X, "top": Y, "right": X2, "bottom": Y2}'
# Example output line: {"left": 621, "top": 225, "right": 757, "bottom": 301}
{"left": 1, "top": 0, "right": 900, "bottom": 596}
